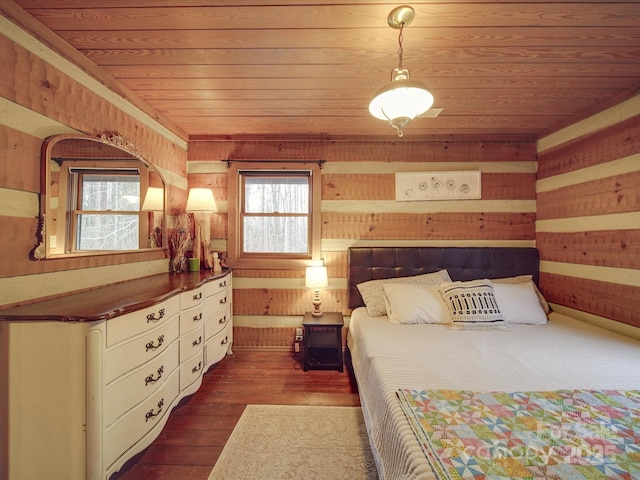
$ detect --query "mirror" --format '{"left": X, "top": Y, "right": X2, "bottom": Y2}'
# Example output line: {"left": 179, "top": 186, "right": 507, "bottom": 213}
{"left": 34, "top": 133, "right": 166, "bottom": 259}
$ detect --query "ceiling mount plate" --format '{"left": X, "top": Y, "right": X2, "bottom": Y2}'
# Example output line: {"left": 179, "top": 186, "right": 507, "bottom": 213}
{"left": 387, "top": 5, "right": 415, "bottom": 29}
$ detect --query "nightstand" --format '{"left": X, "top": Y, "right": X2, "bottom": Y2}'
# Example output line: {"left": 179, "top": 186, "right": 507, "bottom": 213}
{"left": 302, "top": 311, "right": 344, "bottom": 372}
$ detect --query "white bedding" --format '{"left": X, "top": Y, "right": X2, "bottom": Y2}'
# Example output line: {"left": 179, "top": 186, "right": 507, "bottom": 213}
{"left": 347, "top": 308, "right": 640, "bottom": 480}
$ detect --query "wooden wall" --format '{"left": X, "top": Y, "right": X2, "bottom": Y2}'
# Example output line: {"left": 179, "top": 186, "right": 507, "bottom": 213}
{"left": 0, "top": 11, "right": 188, "bottom": 308}
{"left": 2, "top": 4, "right": 637, "bottom": 343}
{"left": 536, "top": 95, "right": 640, "bottom": 333}
{"left": 188, "top": 139, "right": 538, "bottom": 347}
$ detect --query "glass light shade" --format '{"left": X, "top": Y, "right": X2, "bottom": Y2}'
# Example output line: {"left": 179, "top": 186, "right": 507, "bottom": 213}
{"left": 305, "top": 266, "right": 328, "bottom": 289}
{"left": 186, "top": 188, "right": 218, "bottom": 212}
{"left": 141, "top": 187, "right": 164, "bottom": 211}
{"left": 369, "top": 79, "right": 434, "bottom": 123}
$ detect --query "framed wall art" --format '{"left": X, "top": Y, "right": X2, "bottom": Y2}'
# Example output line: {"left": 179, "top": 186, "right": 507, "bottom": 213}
{"left": 395, "top": 170, "right": 481, "bottom": 201}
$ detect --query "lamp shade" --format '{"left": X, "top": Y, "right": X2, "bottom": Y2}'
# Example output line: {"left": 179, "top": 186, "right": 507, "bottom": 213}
{"left": 141, "top": 187, "right": 164, "bottom": 211}
{"left": 186, "top": 188, "right": 218, "bottom": 212}
{"left": 369, "top": 79, "right": 434, "bottom": 124}
{"left": 305, "top": 266, "right": 328, "bottom": 289}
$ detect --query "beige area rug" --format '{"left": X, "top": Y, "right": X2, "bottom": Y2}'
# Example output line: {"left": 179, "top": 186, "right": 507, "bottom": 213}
{"left": 208, "top": 404, "right": 379, "bottom": 480}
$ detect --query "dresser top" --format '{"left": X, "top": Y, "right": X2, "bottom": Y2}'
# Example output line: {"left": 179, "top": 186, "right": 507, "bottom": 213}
{"left": 0, "top": 270, "right": 230, "bottom": 322}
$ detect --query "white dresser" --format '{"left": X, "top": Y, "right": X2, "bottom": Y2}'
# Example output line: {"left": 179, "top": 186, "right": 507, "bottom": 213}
{"left": 0, "top": 270, "right": 232, "bottom": 480}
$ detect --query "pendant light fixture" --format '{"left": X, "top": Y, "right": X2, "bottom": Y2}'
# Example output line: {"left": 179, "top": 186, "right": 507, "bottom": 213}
{"left": 369, "top": 5, "right": 434, "bottom": 137}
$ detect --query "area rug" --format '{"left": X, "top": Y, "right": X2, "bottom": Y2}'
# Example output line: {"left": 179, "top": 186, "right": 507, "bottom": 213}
{"left": 208, "top": 404, "right": 379, "bottom": 480}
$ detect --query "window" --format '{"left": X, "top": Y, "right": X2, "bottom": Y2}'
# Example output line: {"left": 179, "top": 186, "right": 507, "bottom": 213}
{"left": 57, "top": 162, "right": 150, "bottom": 253}
{"left": 73, "top": 172, "right": 141, "bottom": 251}
{"left": 228, "top": 162, "right": 321, "bottom": 269}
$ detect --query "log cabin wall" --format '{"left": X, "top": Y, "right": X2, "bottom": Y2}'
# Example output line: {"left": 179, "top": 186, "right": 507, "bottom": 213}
{"left": 0, "top": 13, "right": 188, "bottom": 309}
{"left": 536, "top": 94, "right": 640, "bottom": 335}
{"left": 188, "top": 139, "right": 539, "bottom": 348}
{"left": 2, "top": 4, "right": 638, "bottom": 343}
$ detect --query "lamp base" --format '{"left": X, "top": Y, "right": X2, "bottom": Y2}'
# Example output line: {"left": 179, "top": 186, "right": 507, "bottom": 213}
{"left": 311, "top": 290, "right": 322, "bottom": 317}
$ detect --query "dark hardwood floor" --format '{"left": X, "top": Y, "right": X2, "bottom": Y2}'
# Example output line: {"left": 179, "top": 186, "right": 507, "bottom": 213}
{"left": 111, "top": 349, "right": 360, "bottom": 480}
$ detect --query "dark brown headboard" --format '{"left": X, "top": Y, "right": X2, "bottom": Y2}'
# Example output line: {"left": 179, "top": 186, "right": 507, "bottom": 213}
{"left": 348, "top": 247, "right": 540, "bottom": 309}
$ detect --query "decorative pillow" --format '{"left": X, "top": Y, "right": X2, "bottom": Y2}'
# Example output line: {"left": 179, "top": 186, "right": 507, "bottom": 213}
{"left": 357, "top": 270, "right": 452, "bottom": 317}
{"left": 492, "top": 281, "right": 548, "bottom": 324}
{"left": 438, "top": 279, "right": 506, "bottom": 330}
{"left": 492, "top": 275, "right": 550, "bottom": 313}
{"left": 383, "top": 283, "right": 449, "bottom": 325}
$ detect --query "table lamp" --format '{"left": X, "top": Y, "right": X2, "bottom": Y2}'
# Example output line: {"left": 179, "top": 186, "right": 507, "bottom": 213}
{"left": 305, "top": 265, "right": 328, "bottom": 317}
{"left": 185, "top": 188, "right": 218, "bottom": 270}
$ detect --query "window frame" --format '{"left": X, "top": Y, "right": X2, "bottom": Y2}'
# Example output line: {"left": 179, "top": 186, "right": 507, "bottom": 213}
{"left": 227, "top": 162, "right": 322, "bottom": 269}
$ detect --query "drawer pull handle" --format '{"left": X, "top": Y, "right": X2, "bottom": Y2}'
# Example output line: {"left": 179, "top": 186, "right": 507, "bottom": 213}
{"left": 219, "top": 296, "right": 227, "bottom": 305}
{"left": 145, "top": 366, "right": 164, "bottom": 385}
{"left": 146, "top": 308, "right": 165, "bottom": 323}
{"left": 219, "top": 280, "right": 227, "bottom": 288}
{"left": 145, "top": 335, "right": 165, "bottom": 351}
{"left": 145, "top": 398, "right": 164, "bottom": 422}
{"left": 193, "top": 312, "right": 202, "bottom": 322}
{"left": 221, "top": 335, "right": 229, "bottom": 346}
{"left": 218, "top": 315, "right": 228, "bottom": 325}
{"left": 192, "top": 336, "right": 202, "bottom": 347}
{"left": 193, "top": 292, "right": 202, "bottom": 301}
{"left": 192, "top": 361, "right": 203, "bottom": 374}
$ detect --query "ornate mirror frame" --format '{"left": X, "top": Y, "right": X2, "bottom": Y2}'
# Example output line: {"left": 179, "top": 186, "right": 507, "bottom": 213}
{"left": 33, "top": 133, "right": 167, "bottom": 259}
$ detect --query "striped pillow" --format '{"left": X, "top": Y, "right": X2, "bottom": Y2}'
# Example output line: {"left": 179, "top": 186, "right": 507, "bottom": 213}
{"left": 438, "top": 279, "right": 506, "bottom": 330}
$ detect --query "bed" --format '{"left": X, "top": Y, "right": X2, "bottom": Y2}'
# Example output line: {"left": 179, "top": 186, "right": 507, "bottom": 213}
{"left": 346, "top": 247, "right": 640, "bottom": 480}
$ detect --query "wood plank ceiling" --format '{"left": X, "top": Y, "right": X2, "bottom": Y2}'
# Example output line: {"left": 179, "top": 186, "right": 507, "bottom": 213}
{"left": 12, "top": 0, "right": 640, "bottom": 141}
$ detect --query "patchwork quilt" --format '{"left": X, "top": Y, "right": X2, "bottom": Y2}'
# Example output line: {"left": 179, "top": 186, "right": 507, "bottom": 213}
{"left": 397, "top": 388, "right": 640, "bottom": 480}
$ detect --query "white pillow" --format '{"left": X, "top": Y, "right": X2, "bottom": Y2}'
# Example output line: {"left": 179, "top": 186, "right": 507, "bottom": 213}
{"left": 357, "top": 270, "right": 452, "bottom": 317}
{"left": 383, "top": 283, "right": 449, "bottom": 325}
{"left": 492, "top": 281, "right": 549, "bottom": 325}
{"left": 492, "top": 275, "right": 550, "bottom": 313}
{"left": 438, "top": 279, "right": 506, "bottom": 330}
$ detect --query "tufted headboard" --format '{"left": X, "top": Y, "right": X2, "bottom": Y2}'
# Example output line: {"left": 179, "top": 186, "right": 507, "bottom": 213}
{"left": 348, "top": 247, "right": 540, "bottom": 309}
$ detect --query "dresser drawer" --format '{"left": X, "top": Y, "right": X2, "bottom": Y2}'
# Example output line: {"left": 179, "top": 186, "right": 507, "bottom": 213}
{"left": 180, "top": 349, "right": 204, "bottom": 393}
{"left": 107, "top": 295, "right": 180, "bottom": 348}
{"left": 180, "top": 323, "right": 204, "bottom": 361}
{"left": 205, "top": 303, "right": 231, "bottom": 340}
{"left": 205, "top": 320, "right": 232, "bottom": 367}
{"left": 105, "top": 368, "right": 180, "bottom": 468}
{"left": 106, "top": 315, "right": 180, "bottom": 384}
{"left": 204, "top": 274, "right": 231, "bottom": 297}
{"left": 180, "top": 286, "right": 204, "bottom": 311}
{"left": 104, "top": 341, "right": 179, "bottom": 427}
{"left": 180, "top": 302, "right": 204, "bottom": 335}
{"left": 204, "top": 289, "right": 230, "bottom": 321}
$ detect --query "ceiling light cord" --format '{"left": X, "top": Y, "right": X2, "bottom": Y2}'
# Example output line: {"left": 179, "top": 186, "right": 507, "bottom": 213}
{"left": 397, "top": 23, "right": 405, "bottom": 71}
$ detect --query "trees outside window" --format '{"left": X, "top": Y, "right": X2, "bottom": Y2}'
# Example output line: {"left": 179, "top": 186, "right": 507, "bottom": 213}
{"left": 75, "top": 173, "right": 141, "bottom": 250}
